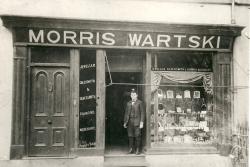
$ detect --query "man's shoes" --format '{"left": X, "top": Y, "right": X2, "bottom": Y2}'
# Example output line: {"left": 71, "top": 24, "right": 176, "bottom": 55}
{"left": 135, "top": 148, "right": 140, "bottom": 155}
{"left": 128, "top": 148, "right": 134, "bottom": 154}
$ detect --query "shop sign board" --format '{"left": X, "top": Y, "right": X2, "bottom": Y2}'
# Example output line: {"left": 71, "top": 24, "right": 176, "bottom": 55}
{"left": 14, "top": 28, "right": 233, "bottom": 50}
{"left": 151, "top": 67, "right": 212, "bottom": 72}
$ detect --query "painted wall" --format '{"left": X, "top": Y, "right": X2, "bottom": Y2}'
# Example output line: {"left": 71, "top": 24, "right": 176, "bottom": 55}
{"left": 232, "top": 6, "right": 250, "bottom": 128}
{"left": 0, "top": 19, "right": 13, "bottom": 160}
{"left": 0, "top": 0, "right": 249, "bottom": 160}
{"left": 0, "top": 0, "right": 232, "bottom": 24}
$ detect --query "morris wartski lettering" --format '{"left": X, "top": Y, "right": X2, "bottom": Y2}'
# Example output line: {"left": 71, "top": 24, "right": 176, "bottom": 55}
{"left": 127, "top": 33, "right": 220, "bottom": 48}
{"left": 27, "top": 29, "right": 223, "bottom": 49}
{"left": 29, "top": 29, "right": 115, "bottom": 46}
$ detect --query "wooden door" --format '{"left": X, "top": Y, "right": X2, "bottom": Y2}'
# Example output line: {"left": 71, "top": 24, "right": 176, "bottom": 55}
{"left": 29, "top": 67, "right": 70, "bottom": 156}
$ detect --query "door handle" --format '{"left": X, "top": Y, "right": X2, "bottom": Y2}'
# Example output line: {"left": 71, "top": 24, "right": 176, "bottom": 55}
{"left": 48, "top": 82, "right": 53, "bottom": 92}
{"left": 48, "top": 119, "right": 52, "bottom": 125}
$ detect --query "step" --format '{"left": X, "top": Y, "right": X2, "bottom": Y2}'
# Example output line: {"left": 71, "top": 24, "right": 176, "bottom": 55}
{"left": 104, "top": 154, "right": 148, "bottom": 167}
{"left": 147, "top": 146, "right": 219, "bottom": 155}
{"left": 146, "top": 154, "right": 233, "bottom": 167}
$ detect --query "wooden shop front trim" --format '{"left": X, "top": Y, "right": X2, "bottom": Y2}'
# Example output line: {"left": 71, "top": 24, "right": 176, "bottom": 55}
{"left": 2, "top": 15, "right": 243, "bottom": 52}
{"left": 1, "top": 15, "right": 244, "bottom": 158}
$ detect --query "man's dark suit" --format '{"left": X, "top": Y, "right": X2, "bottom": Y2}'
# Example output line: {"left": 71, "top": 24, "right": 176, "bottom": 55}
{"left": 124, "top": 100, "right": 145, "bottom": 129}
{"left": 124, "top": 99, "right": 145, "bottom": 153}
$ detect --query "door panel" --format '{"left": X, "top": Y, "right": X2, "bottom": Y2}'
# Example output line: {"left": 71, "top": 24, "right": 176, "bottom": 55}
{"left": 29, "top": 67, "right": 70, "bottom": 156}
{"left": 53, "top": 72, "right": 66, "bottom": 116}
{"left": 34, "top": 71, "right": 49, "bottom": 117}
{"left": 34, "top": 127, "right": 49, "bottom": 147}
{"left": 52, "top": 127, "right": 66, "bottom": 146}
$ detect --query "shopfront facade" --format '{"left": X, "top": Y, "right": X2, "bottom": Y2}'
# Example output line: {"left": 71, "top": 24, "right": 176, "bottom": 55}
{"left": 0, "top": 16, "right": 244, "bottom": 159}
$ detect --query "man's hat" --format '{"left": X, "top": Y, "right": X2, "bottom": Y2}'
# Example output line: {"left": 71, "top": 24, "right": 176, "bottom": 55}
{"left": 131, "top": 88, "right": 137, "bottom": 94}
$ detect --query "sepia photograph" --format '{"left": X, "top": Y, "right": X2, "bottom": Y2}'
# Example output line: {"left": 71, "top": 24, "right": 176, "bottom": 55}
{"left": 0, "top": 0, "right": 249, "bottom": 166}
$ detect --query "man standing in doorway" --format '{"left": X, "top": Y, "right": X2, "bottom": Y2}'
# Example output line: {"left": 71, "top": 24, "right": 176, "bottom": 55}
{"left": 123, "top": 89, "right": 145, "bottom": 155}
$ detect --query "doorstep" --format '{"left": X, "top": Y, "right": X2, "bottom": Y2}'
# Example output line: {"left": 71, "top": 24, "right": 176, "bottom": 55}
{"left": 0, "top": 153, "right": 233, "bottom": 167}
{"left": 147, "top": 145, "right": 219, "bottom": 154}
{"left": 0, "top": 156, "right": 104, "bottom": 167}
{"left": 104, "top": 154, "right": 149, "bottom": 167}
{"left": 146, "top": 154, "right": 233, "bottom": 167}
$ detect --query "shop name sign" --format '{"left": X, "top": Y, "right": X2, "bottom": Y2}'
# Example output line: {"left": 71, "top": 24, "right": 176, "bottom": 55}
{"left": 15, "top": 28, "right": 232, "bottom": 50}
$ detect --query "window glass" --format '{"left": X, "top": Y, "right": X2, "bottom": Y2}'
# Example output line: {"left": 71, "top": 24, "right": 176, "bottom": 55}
{"left": 106, "top": 50, "right": 143, "bottom": 72}
{"left": 151, "top": 51, "right": 212, "bottom": 72}
{"left": 79, "top": 49, "right": 96, "bottom": 148}
{"left": 31, "top": 47, "right": 70, "bottom": 63}
{"left": 151, "top": 52, "right": 214, "bottom": 147}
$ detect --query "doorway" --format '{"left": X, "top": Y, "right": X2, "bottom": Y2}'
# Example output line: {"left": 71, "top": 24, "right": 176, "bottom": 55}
{"left": 27, "top": 47, "right": 70, "bottom": 157}
{"left": 28, "top": 67, "right": 70, "bottom": 156}
{"left": 105, "top": 72, "right": 142, "bottom": 154}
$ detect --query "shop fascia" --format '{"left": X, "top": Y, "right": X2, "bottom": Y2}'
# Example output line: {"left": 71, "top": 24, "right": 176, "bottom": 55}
{"left": 27, "top": 29, "right": 222, "bottom": 49}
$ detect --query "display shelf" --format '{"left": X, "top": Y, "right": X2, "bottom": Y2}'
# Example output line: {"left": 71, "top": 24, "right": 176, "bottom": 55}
{"left": 166, "top": 112, "right": 209, "bottom": 115}
{"left": 164, "top": 126, "right": 200, "bottom": 130}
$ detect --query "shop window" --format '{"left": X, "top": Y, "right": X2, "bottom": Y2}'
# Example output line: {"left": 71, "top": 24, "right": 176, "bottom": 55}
{"left": 150, "top": 51, "right": 214, "bottom": 146}
{"left": 151, "top": 51, "right": 212, "bottom": 72}
{"left": 30, "top": 47, "right": 70, "bottom": 63}
{"left": 79, "top": 49, "right": 96, "bottom": 148}
{"left": 106, "top": 50, "right": 143, "bottom": 72}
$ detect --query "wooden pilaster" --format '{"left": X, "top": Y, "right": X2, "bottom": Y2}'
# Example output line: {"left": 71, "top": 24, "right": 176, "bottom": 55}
{"left": 144, "top": 52, "right": 152, "bottom": 149}
{"left": 96, "top": 49, "right": 106, "bottom": 149}
{"left": 213, "top": 52, "right": 232, "bottom": 148}
{"left": 70, "top": 49, "right": 80, "bottom": 149}
{"left": 10, "top": 47, "right": 27, "bottom": 159}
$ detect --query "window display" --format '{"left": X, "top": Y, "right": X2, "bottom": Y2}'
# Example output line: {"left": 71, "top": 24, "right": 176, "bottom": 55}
{"left": 184, "top": 90, "right": 191, "bottom": 98}
{"left": 193, "top": 91, "right": 201, "bottom": 98}
{"left": 150, "top": 71, "right": 214, "bottom": 146}
{"left": 167, "top": 90, "right": 174, "bottom": 99}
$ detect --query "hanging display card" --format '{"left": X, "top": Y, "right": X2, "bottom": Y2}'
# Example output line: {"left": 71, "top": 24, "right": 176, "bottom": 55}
{"left": 184, "top": 90, "right": 191, "bottom": 98}
{"left": 79, "top": 50, "right": 96, "bottom": 148}
{"left": 166, "top": 90, "right": 174, "bottom": 99}
{"left": 193, "top": 91, "right": 201, "bottom": 98}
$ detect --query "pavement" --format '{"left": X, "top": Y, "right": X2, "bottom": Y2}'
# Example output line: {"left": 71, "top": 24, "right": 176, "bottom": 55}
{"left": 0, "top": 154, "right": 234, "bottom": 167}
{"left": 146, "top": 154, "right": 233, "bottom": 167}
